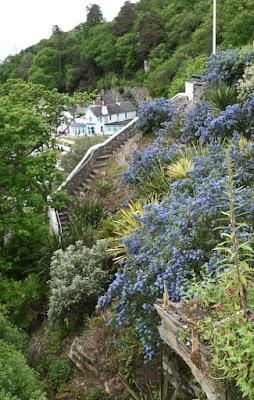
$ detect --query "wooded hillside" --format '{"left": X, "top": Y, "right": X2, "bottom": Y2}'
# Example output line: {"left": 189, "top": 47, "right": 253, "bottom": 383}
{"left": 0, "top": 0, "right": 253, "bottom": 96}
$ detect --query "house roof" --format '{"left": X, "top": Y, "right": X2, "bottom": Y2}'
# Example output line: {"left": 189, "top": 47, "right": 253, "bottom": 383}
{"left": 107, "top": 101, "right": 136, "bottom": 115}
{"left": 90, "top": 106, "right": 103, "bottom": 117}
{"left": 89, "top": 101, "right": 136, "bottom": 118}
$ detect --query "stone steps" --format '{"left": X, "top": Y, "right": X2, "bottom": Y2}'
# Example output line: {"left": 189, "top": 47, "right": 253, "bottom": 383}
{"left": 69, "top": 338, "right": 98, "bottom": 375}
{"left": 53, "top": 119, "right": 139, "bottom": 235}
{"left": 66, "top": 137, "right": 134, "bottom": 221}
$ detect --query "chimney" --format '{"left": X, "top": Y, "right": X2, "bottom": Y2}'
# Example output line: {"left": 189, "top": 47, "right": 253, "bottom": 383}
{"left": 102, "top": 104, "right": 108, "bottom": 115}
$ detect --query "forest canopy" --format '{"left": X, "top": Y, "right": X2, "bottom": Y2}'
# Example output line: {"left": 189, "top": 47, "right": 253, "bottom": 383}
{"left": 0, "top": 0, "right": 253, "bottom": 96}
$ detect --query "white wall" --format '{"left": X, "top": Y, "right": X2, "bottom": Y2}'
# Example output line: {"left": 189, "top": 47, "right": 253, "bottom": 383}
{"left": 57, "top": 106, "right": 137, "bottom": 137}
{"left": 185, "top": 81, "right": 194, "bottom": 101}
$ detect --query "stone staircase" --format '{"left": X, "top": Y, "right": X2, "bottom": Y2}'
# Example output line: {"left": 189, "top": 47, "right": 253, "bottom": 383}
{"left": 49, "top": 88, "right": 198, "bottom": 236}
{"left": 49, "top": 117, "right": 140, "bottom": 235}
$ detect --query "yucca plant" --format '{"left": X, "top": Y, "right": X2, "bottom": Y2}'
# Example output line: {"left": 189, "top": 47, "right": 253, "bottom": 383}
{"left": 166, "top": 143, "right": 207, "bottom": 182}
{"left": 135, "top": 144, "right": 208, "bottom": 199}
{"left": 108, "top": 198, "right": 159, "bottom": 263}
{"left": 65, "top": 198, "right": 104, "bottom": 247}
{"left": 205, "top": 81, "right": 238, "bottom": 115}
{"left": 167, "top": 156, "right": 193, "bottom": 181}
{"left": 108, "top": 200, "right": 144, "bottom": 263}
{"left": 137, "top": 161, "right": 171, "bottom": 200}
{"left": 238, "top": 136, "right": 249, "bottom": 149}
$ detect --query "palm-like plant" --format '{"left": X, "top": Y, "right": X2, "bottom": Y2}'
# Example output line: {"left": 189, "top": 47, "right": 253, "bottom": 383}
{"left": 205, "top": 81, "right": 238, "bottom": 115}
{"left": 137, "top": 161, "right": 171, "bottom": 199}
{"left": 167, "top": 156, "right": 193, "bottom": 180}
{"left": 167, "top": 143, "right": 207, "bottom": 182}
{"left": 107, "top": 198, "right": 159, "bottom": 263}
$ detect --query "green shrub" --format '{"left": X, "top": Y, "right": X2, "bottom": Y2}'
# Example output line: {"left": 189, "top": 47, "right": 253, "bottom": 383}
{"left": 67, "top": 199, "right": 104, "bottom": 247}
{"left": 48, "top": 240, "right": 108, "bottom": 322}
{"left": 48, "top": 357, "right": 73, "bottom": 392}
{"left": 95, "top": 178, "right": 111, "bottom": 196}
{"left": 0, "top": 339, "right": 46, "bottom": 400}
{"left": 0, "top": 312, "right": 27, "bottom": 351}
{"left": 46, "top": 322, "right": 70, "bottom": 353}
{"left": 0, "top": 390, "right": 19, "bottom": 400}
{"left": 82, "top": 388, "right": 110, "bottom": 400}
{"left": 0, "top": 274, "right": 46, "bottom": 329}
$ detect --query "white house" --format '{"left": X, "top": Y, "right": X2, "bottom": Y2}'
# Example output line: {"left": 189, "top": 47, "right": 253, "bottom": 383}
{"left": 57, "top": 100, "right": 137, "bottom": 137}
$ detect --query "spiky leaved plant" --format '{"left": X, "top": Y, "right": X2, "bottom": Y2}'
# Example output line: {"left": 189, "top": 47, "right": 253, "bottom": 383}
{"left": 167, "top": 156, "right": 193, "bottom": 180}
{"left": 167, "top": 143, "right": 207, "bottom": 181}
{"left": 107, "top": 197, "right": 159, "bottom": 263}
{"left": 205, "top": 81, "right": 238, "bottom": 115}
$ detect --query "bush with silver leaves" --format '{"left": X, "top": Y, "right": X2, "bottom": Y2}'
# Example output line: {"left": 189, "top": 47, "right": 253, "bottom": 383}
{"left": 48, "top": 240, "right": 108, "bottom": 322}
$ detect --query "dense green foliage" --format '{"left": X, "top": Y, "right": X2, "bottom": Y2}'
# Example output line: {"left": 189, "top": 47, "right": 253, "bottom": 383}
{"left": 48, "top": 357, "right": 73, "bottom": 391}
{"left": 0, "top": 339, "right": 47, "bottom": 400}
{"left": 0, "top": 0, "right": 253, "bottom": 96}
{"left": 0, "top": 79, "right": 91, "bottom": 275}
{"left": 0, "top": 79, "right": 91, "bottom": 399}
{"left": 1, "top": 1, "right": 254, "bottom": 396}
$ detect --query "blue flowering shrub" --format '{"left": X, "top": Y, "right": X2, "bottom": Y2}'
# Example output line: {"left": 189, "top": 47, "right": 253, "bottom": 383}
{"left": 99, "top": 141, "right": 254, "bottom": 358}
{"left": 182, "top": 95, "right": 254, "bottom": 143}
{"left": 204, "top": 48, "right": 254, "bottom": 85}
{"left": 121, "top": 143, "right": 184, "bottom": 187}
{"left": 137, "top": 98, "right": 179, "bottom": 135}
{"left": 181, "top": 101, "right": 214, "bottom": 143}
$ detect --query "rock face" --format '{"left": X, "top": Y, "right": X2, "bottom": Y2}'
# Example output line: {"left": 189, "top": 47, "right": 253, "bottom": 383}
{"left": 155, "top": 303, "right": 243, "bottom": 400}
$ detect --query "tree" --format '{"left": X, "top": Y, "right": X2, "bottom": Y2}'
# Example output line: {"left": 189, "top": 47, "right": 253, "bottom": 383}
{"left": 114, "top": 1, "right": 135, "bottom": 36}
{"left": 0, "top": 79, "right": 91, "bottom": 274}
{"left": 28, "top": 47, "right": 62, "bottom": 90}
{"left": 86, "top": 4, "right": 105, "bottom": 28}
{"left": 137, "top": 11, "right": 164, "bottom": 59}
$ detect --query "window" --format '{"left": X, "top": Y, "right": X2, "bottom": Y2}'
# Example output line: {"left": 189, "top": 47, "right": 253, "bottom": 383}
{"left": 125, "top": 112, "right": 127, "bottom": 118}
{"left": 109, "top": 115, "right": 112, "bottom": 121}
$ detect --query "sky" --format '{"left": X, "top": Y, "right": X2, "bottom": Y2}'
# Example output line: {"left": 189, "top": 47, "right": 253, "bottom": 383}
{"left": 0, "top": 0, "right": 138, "bottom": 61}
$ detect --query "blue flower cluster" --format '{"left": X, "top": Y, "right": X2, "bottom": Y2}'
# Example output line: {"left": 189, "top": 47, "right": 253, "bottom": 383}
{"left": 99, "top": 141, "right": 254, "bottom": 358}
{"left": 137, "top": 98, "right": 179, "bottom": 135}
{"left": 121, "top": 142, "right": 184, "bottom": 186}
{"left": 181, "top": 101, "right": 214, "bottom": 143}
{"left": 204, "top": 49, "right": 254, "bottom": 85}
{"left": 182, "top": 95, "right": 254, "bottom": 143}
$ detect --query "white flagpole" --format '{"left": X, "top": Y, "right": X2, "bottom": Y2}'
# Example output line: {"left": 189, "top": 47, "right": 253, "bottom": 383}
{"left": 213, "top": 0, "right": 217, "bottom": 54}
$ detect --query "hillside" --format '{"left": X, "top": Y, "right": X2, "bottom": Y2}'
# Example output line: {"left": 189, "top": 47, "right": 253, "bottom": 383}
{"left": 0, "top": 0, "right": 253, "bottom": 96}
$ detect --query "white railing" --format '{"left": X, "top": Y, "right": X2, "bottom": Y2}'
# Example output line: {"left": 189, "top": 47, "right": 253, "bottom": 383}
{"left": 170, "top": 92, "right": 188, "bottom": 102}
